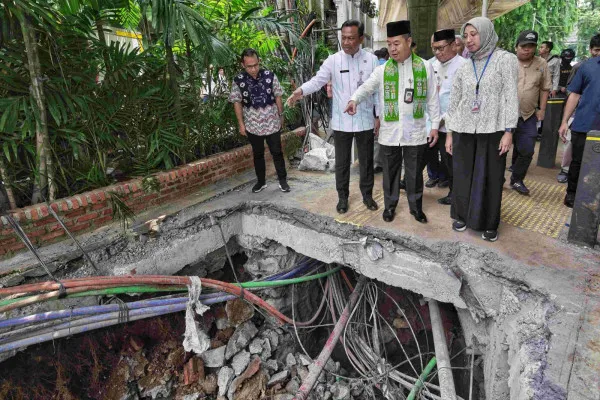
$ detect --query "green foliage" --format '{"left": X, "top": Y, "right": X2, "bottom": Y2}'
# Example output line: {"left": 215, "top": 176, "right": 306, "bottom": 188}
{"left": 494, "top": 0, "right": 577, "bottom": 51}
{"left": 0, "top": 0, "right": 301, "bottom": 211}
{"left": 108, "top": 190, "right": 135, "bottom": 229}
{"left": 576, "top": 0, "right": 600, "bottom": 57}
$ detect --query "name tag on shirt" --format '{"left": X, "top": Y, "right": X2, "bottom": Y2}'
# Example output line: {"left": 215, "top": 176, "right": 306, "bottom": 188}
{"left": 404, "top": 88, "right": 414, "bottom": 104}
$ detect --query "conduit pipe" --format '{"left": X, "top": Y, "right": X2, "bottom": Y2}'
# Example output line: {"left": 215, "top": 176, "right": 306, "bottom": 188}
{"left": 293, "top": 276, "right": 367, "bottom": 400}
{"left": 428, "top": 299, "right": 457, "bottom": 400}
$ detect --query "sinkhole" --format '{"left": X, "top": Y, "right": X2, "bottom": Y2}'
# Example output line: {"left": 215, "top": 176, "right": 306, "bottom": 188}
{"left": 0, "top": 203, "right": 566, "bottom": 400}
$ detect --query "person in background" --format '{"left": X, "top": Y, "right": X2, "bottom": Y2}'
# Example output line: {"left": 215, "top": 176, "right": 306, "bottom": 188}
{"left": 375, "top": 48, "right": 389, "bottom": 65}
{"left": 539, "top": 41, "right": 560, "bottom": 97}
{"left": 445, "top": 17, "right": 518, "bottom": 242}
{"left": 229, "top": 48, "right": 290, "bottom": 193}
{"left": 455, "top": 35, "right": 467, "bottom": 58}
{"left": 558, "top": 34, "right": 600, "bottom": 208}
{"left": 286, "top": 20, "right": 380, "bottom": 214}
{"left": 428, "top": 28, "right": 467, "bottom": 205}
{"left": 509, "top": 30, "right": 551, "bottom": 196}
{"left": 347, "top": 20, "right": 440, "bottom": 224}
{"left": 556, "top": 48, "right": 575, "bottom": 183}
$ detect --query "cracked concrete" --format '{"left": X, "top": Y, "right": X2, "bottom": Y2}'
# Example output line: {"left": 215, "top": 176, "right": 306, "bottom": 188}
{"left": 1, "top": 165, "right": 599, "bottom": 400}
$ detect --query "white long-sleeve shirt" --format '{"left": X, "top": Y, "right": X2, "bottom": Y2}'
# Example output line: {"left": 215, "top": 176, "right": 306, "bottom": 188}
{"left": 428, "top": 55, "right": 467, "bottom": 133}
{"left": 300, "top": 49, "right": 380, "bottom": 132}
{"left": 350, "top": 59, "right": 440, "bottom": 147}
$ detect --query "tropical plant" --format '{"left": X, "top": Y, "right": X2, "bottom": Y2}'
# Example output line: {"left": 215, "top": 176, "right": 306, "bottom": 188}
{"left": 494, "top": 0, "right": 577, "bottom": 51}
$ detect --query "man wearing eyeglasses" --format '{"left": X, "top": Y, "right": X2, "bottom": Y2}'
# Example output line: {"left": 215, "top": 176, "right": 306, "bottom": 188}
{"left": 428, "top": 29, "right": 467, "bottom": 205}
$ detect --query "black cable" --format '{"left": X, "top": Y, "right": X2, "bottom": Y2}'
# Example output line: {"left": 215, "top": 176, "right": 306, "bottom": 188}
{"left": 45, "top": 200, "right": 99, "bottom": 271}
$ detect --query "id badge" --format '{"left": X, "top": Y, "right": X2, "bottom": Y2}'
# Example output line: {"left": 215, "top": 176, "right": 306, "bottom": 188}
{"left": 471, "top": 99, "right": 482, "bottom": 113}
{"left": 404, "top": 88, "right": 414, "bottom": 104}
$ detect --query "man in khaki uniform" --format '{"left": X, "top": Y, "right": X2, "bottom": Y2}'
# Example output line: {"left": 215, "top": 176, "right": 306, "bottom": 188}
{"left": 509, "top": 30, "right": 551, "bottom": 195}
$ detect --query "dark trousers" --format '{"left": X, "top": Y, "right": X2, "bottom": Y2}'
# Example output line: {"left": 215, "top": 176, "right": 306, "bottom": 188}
{"left": 425, "top": 145, "right": 448, "bottom": 181}
{"left": 247, "top": 131, "right": 287, "bottom": 184}
{"left": 451, "top": 131, "right": 506, "bottom": 231}
{"left": 567, "top": 131, "right": 588, "bottom": 195}
{"left": 438, "top": 131, "right": 453, "bottom": 195}
{"left": 511, "top": 116, "right": 538, "bottom": 181}
{"left": 381, "top": 144, "right": 426, "bottom": 213}
{"left": 334, "top": 130, "right": 374, "bottom": 200}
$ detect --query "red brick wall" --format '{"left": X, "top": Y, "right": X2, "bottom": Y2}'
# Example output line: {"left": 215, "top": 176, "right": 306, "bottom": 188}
{"left": 0, "top": 142, "right": 274, "bottom": 258}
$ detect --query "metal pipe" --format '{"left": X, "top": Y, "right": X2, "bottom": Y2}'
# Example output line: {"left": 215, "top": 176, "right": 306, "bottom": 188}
{"left": 428, "top": 299, "right": 457, "bottom": 400}
{"left": 482, "top": 0, "right": 488, "bottom": 17}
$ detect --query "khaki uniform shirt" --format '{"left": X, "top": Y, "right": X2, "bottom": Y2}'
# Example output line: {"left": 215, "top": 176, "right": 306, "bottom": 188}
{"left": 518, "top": 56, "right": 551, "bottom": 120}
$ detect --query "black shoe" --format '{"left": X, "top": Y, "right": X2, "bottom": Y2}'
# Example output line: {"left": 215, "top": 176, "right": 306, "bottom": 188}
{"left": 437, "top": 180, "right": 450, "bottom": 188}
{"left": 279, "top": 180, "right": 291, "bottom": 192}
{"left": 557, "top": 169, "right": 568, "bottom": 183}
{"left": 336, "top": 198, "right": 348, "bottom": 214}
{"left": 508, "top": 165, "right": 514, "bottom": 172}
{"left": 452, "top": 220, "right": 467, "bottom": 232}
{"left": 363, "top": 197, "right": 379, "bottom": 211}
{"left": 437, "top": 196, "right": 452, "bottom": 205}
{"left": 374, "top": 166, "right": 383, "bottom": 173}
{"left": 482, "top": 230, "right": 498, "bottom": 242}
{"left": 382, "top": 208, "right": 395, "bottom": 222}
{"left": 410, "top": 210, "right": 428, "bottom": 223}
{"left": 252, "top": 182, "right": 267, "bottom": 193}
{"left": 564, "top": 193, "right": 575, "bottom": 208}
{"left": 399, "top": 180, "right": 406, "bottom": 190}
{"left": 511, "top": 180, "right": 530, "bottom": 195}
{"left": 536, "top": 134, "right": 542, "bottom": 142}
{"left": 425, "top": 178, "right": 439, "bottom": 188}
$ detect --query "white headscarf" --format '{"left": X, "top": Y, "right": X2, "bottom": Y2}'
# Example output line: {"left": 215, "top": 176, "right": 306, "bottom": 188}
{"left": 461, "top": 17, "right": 498, "bottom": 60}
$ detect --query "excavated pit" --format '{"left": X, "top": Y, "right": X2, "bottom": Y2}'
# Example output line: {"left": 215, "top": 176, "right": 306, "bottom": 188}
{"left": 0, "top": 202, "right": 578, "bottom": 399}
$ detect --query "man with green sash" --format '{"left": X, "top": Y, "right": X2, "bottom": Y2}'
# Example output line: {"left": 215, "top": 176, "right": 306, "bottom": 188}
{"left": 346, "top": 20, "right": 440, "bottom": 223}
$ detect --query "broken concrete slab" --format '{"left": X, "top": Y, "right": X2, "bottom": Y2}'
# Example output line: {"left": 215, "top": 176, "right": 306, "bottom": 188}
{"left": 217, "top": 367, "right": 234, "bottom": 397}
{"left": 200, "top": 346, "right": 226, "bottom": 368}
{"left": 231, "top": 350, "right": 251, "bottom": 376}
{"left": 267, "top": 370, "right": 289, "bottom": 387}
{"left": 225, "top": 321, "right": 258, "bottom": 360}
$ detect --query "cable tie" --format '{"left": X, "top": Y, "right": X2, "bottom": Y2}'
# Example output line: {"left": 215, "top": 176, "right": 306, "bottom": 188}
{"left": 57, "top": 282, "right": 67, "bottom": 299}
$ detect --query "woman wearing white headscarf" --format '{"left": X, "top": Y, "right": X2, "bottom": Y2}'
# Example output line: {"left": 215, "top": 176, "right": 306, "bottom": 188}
{"left": 445, "top": 17, "right": 519, "bottom": 242}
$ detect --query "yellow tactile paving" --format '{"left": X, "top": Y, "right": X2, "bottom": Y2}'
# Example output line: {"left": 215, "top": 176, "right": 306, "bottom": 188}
{"left": 335, "top": 191, "right": 385, "bottom": 227}
{"left": 501, "top": 179, "right": 570, "bottom": 238}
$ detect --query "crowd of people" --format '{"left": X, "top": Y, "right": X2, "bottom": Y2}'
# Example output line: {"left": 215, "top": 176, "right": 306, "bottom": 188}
{"left": 228, "top": 16, "right": 600, "bottom": 243}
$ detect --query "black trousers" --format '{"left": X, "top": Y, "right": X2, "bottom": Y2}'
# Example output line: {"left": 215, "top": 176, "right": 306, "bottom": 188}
{"left": 511, "top": 116, "right": 538, "bottom": 181}
{"left": 247, "top": 131, "right": 287, "bottom": 184}
{"left": 451, "top": 131, "right": 506, "bottom": 231}
{"left": 437, "top": 131, "right": 453, "bottom": 195}
{"left": 334, "top": 130, "right": 375, "bottom": 200}
{"left": 381, "top": 144, "right": 426, "bottom": 213}
{"left": 567, "top": 131, "right": 587, "bottom": 195}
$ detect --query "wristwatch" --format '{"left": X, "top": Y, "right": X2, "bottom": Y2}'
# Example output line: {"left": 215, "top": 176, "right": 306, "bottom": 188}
{"left": 505, "top": 128, "right": 514, "bottom": 133}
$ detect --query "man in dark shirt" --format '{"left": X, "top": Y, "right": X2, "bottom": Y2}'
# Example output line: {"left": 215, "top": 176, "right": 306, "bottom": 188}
{"left": 558, "top": 34, "right": 600, "bottom": 207}
{"left": 558, "top": 49, "right": 575, "bottom": 95}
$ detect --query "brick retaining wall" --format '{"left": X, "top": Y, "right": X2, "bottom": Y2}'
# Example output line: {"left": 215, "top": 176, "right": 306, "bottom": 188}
{"left": 0, "top": 141, "right": 280, "bottom": 258}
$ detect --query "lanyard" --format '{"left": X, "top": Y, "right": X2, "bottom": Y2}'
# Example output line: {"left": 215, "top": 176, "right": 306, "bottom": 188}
{"left": 472, "top": 50, "right": 494, "bottom": 97}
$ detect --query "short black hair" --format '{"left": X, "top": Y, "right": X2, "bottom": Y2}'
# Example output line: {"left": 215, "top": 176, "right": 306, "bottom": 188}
{"left": 240, "top": 48, "right": 259, "bottom": 63}
{"left": 541, "top": 41, "right": 554, "bottom": 51}
{"left": 590, "top": 33, "right": 600, "bottom": 49}
{"left": 341, "top": 20, "right": 364, "bottom": 37}
{"left": 378, "top": 47, "right": 389, "bottom": 58}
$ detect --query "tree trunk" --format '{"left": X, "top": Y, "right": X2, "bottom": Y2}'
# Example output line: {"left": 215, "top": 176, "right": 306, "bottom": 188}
{"left": 95, "top": 16, "right": 111, "bottom": 74}
{"left": 21, "top": 16, "right": 55, "bottom": 202}
{"left": 0, "top": 157, "right": 17, "bottom": 210}
{"left": 185, "top": 36, "right": 201, "bottom": 101}
{"left": 165, "top": 44, "right": 182, "bottom": 122}
{"left": 142, "top": 14, "right": 152, "bottom": 47}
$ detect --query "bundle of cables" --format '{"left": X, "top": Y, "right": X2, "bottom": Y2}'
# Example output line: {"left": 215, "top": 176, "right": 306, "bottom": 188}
{"left": 0, "top": 257, "right": 338, "bottom": 354}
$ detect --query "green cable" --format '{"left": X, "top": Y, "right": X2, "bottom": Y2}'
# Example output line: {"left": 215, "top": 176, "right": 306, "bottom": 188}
{"left": 0, "top": 266, "right": 342, "bottom": 307}
{"left": 407, "top": 357, "right": 437, "bottom": 400}
{"left": 0, "top": 286, "right": 188, "bottom": 307}
{"left": 234, "top": 266, "right": 342, "bottom": 288}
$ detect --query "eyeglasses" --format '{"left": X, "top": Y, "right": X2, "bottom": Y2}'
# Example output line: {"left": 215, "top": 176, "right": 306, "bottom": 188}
{"left": 432, "top": 43, "right": 451, "bottom": 53}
